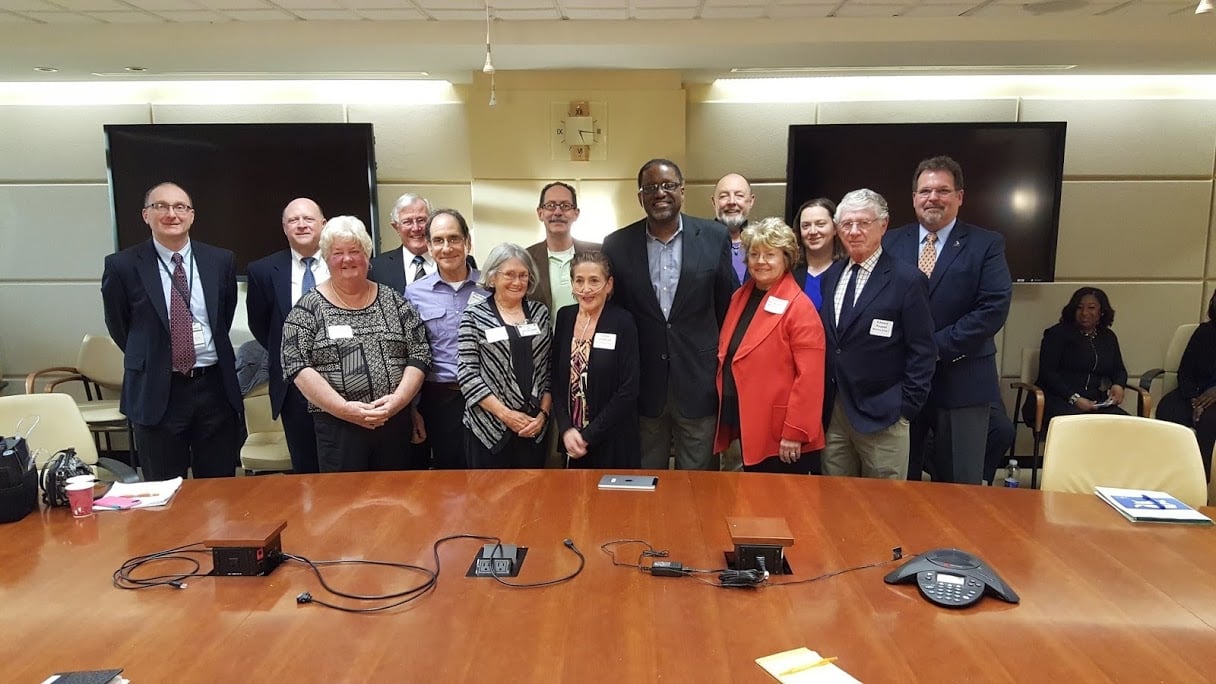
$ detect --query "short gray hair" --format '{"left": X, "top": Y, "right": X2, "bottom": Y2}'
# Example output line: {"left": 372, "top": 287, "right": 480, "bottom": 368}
{"left": 835, "top": 188, "right": 889, "bottom": 222}
{"left": 479, "top": 242, "right": 539, "bottom": 295}
{"left": 741, "top": 217, "right": 801, "bottom": 272}
{"left": 391, "top": 193, "right": 431, "bottom": 220}
{"left": 319, "top": 216, "right": 374, "bottom": 260}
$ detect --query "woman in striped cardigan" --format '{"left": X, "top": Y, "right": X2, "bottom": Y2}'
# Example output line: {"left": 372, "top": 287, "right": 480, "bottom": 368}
{"left": 457, "top": 243, "right": 553, "bottom": 468}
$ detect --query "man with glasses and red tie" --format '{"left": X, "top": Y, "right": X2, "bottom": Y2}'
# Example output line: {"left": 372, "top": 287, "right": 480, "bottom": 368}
{"left": 602, "top": 159, "right": 738, "bottom": 470}
{"left": 245, "top": 197, "right": 328, "bottom": 474}
{"left": 526, "top": 182, "right": 601, "bottom": 319}
{"left": 370, "top": 193, "right": 434, "bottom": 294}
{"left": 882, "top": 156, "right": 1012, "bottom": 485}
{"left": 102, "top": 182, "right": 244, "bottom": 480}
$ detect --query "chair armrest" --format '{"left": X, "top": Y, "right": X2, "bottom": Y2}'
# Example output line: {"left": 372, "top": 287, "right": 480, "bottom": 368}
{"left": 1010, "top": 381, "right": 1046, "bottom": 432}
{"left": 96, "top": 457, "right": 140, "bottom": 484}
{"left": 25, "top": 367, "right": 81, "bottom": 394}
{"left": 1139, "top": 368, "right": 1165, "bottom": 393}
{"left": 1127, "top": 384, "right": 1152, "bottom": 418}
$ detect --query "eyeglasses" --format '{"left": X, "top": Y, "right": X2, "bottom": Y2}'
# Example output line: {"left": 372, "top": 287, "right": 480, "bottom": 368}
{"left": 393, "top": 216, "right": 427, "bottom": 228}
{"left": 540, "top": 201, "right": 576, "bottom": 212}
{"left": 638, "top": 181, "right": 682, "bottom": 196}
{"left": 145, "top": 202, "right": 193, "bottom": 214}
{"left": 839, "top": 218, "right": 881, "bottom": 231}
{"left": 497, "top": 271, "right": 530, "bottom": 283}
{"left": 429, "top": 235, "right": 466, "bottom": 248}
{"left": 915, "top": 188, "right": 957, "bottom": 199}
{"left": 747, "top": 251, "right": 781, "bottom": 263}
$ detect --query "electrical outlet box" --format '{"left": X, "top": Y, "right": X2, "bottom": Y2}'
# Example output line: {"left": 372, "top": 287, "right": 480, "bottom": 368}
{"left": 204, "top": 520, "right": 287, "bottom": 577}
{"left": 469, "top": 543, "right": 527, "bottom": 578}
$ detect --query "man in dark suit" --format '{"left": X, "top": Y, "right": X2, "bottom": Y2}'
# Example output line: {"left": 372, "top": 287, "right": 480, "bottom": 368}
{"left": 101, "top": 182, "right": 243, "bottom": 480}
{"left": 245, "top": 197, "right": 328, "bottom": 474}
{"left": 819, "top": 189, "right": 937, "bottom": 480}
{"left": 369, "top": 193, "right": 432, "bottom": 294}
{"left": 602, "top": 159, "right": 738, "bottom": 470}
{"left": 882, "top": 155, "right": 1013, "bottom": 484}
{"left": 526, "top": 181, "right": 601, "bottom": 316}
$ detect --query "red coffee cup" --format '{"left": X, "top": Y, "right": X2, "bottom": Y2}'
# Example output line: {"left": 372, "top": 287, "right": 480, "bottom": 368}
{"left": 66, "top": 482, "right": 94, "bottom": 518}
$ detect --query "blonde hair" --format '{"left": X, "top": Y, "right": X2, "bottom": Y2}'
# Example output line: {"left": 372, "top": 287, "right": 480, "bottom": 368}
{"left": 319, "top": 216, "right": 373, "bottom": 260}
{"left": 741, "top": 217, "right": 801, "bottom": 271}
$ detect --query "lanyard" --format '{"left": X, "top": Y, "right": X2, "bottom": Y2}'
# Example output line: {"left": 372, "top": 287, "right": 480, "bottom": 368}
{"left": 157, "top": 252, "right": 196, "bottom": 319}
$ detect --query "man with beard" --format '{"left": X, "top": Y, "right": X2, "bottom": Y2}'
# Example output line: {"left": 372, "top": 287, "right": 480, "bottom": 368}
{"left": 526, "top": 181, "right": 601, "bottom": 317}
{"left": 882, "top": 155, "right": 1012, "bottom": 485}
{"left": 602, "top": 159, "right": 738, "bottom": 470}
{"left": 711, "top": 173, "right": 755, "bottom": 284}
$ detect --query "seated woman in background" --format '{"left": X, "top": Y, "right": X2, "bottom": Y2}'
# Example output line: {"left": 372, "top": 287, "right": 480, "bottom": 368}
{"left": 458, "top": 243, "right": 552, "bottom": 469}
{"left": 714, "top": 217, "right": 826, "bottom": 473}
{"left": 1025, "top": 286, "right": 1128, "bottom": 428}
{"left": 791, "top": 197, "right": 843, "bottom": 309}
{"left": 1155, "top": 290, "right": 1216, "bottom": 481}
{"left": 282, "top": 216, "right": 432, "bottom": 472}
{"left": 550, "top": 252, "right": 641, "bottom": 468}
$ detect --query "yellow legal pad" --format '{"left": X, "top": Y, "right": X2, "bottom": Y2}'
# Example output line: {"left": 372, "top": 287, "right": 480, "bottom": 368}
{"left": 755, "top": 648, "right": 861, "bottom": 683}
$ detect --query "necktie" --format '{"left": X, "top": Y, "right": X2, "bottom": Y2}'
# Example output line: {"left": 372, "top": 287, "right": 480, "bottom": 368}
{"left": 301, "top": 256, "right": 316, "bottom": 295}
{"left": 411, "top": 255, "right": 426, "bottom": 284}
{"left": 838, "top": 263, "right": 859, "bottom": 326}
{"left": 169, "top": 253, "right": 196, "bottom": 373}
{"left": 918, "top": 232, "right": 938, "bottom": 277}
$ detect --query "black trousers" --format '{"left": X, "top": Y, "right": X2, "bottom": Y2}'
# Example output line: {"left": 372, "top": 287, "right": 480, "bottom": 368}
{"left": 313, "top": 410, "right": 427, "bottom": 473}
{"left": 279, "top": 383, "right": 319, "bottom": 474}
{"left": 743, "top": 450, "right": 821, "bottom": 475}
{"left": 419, "top": 382, "right": 467, "bottom": 470}
{"left": 132, "top": 368, "right": 241, "bottom": 480}
{"left": 465, "top": 429, "right": 546, "bottom": 469}
{"left": 1157, "top": 389, "right": 1216, "bottom": 482}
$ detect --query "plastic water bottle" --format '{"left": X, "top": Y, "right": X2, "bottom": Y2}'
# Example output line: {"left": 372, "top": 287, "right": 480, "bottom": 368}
{"left": 1003, "top": 459, "right": 1020, "bottom": 488}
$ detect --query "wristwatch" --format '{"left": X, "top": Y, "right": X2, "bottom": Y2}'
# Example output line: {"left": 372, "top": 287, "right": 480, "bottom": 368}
{"left": 1068, "top": 393, "right": 1081, "bottom": 405}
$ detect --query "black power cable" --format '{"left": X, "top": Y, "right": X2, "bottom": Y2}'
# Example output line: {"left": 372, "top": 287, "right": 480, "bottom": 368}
{"left": 113, "top": 541, "right": 212, "bottom": 590}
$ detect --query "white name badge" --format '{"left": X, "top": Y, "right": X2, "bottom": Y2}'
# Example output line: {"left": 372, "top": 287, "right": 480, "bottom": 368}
{"left": 191, "top": 321, "right": 205, "bottom": 347}
{"left": 327, "top": 324, "right": 354, "bottom": 339}
{"left": 468, "top": 291, "right": 486, "bottom": 307}
{"left": 593, "top": 332, "right": 617, "bottom": 350}
{"left": 870, "top": 319, "right": 894, "bottom": 338}
{"left": 763, "top": 296, "right": 789, "bottom": 315}
{"left": 485, "top": 326, "right": 509, "bottom": 343}
{"left": 518, "top": 323, "right": 541, "bottom": 338}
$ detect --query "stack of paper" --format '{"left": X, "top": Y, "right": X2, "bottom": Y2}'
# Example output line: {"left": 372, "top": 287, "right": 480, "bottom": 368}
{"left": 94, "top": 477, "right": 183, "bottom": 511}
{"left": 1095, "top": 486, "right": 1213, "bottom": 525}
{"left": 756, "top": 648, "right": 860, "bottom": 683}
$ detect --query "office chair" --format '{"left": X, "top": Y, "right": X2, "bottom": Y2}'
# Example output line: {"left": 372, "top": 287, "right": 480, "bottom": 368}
{"left": 1137, "top": 323, "right": 1200, "bottom": 418}
{"left": 0, "top": 393, "right": 138, "bottom": 482}
{"left": 240, "top": 382, "right": 292, "bottom": 475}
{"left": 1040, "top": 414, "right": 1207, "bottom": 508}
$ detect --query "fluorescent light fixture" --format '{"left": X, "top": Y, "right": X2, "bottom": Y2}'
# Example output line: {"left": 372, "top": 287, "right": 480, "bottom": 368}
{"left": 90, "top": 71, "right": 431, "bottom": 79}
{"left": 1197, "top": 0, "right": 1214, "bottom": 14}
{"left": 729, "top": 65, "right": 1077, "bottom": 75}
{"left": 0, "top": 79, "right": 457, "bottom": 105}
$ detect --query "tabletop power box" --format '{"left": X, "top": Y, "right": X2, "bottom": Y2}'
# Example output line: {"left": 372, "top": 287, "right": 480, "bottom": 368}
{"left": 205, "top": 520, "right": 287, "bottom": 577}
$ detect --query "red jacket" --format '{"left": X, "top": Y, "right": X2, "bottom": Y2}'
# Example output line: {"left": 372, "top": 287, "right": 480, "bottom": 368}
{"left": 714, "top": 272, "right": 826, "bottom": 466}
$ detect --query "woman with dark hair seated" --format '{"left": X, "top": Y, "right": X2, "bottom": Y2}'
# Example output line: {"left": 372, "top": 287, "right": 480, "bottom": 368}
{"left": 1025, "top": 286, "right": 1129, "bottom": 427}
{"left": 1155, "top": 290, "right": 1216, "bottom": 481}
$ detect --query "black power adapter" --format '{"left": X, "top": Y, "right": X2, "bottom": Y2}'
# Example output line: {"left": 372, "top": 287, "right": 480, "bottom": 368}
{"left": 649, "top": 560, "right": 685, "bottom": 577}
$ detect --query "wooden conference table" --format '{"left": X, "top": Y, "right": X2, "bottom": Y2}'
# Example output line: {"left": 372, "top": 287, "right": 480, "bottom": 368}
{"left": 3, "top": 470, "right": 1216, "bottom": 682}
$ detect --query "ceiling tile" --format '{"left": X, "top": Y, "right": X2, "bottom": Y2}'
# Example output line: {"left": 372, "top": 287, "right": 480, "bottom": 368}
{"left": 562, "top": 0, "right": 626, "bottom": 6}
{"left": 834, "top": 2, "right": 908, "bottom": 16}
{"left": 770, "top": 3, "right": 836, "bottom": 17}
{"left": 563, "top": 6, "right": 628, "bottom": 17}
{"left": 294, "top": 8, "right": 360, "bottom": 17}
{"left": 633, "top": 0, "right": 699, "bottom": 6}
{"left": 478, "top": 0, "right": 554, "bottom": 8}
{"left": 425, "top": 8, "right": 484, "bottom": 18}
{"left": 195, "top": 0, "right": 270, "bottom": 7}
{"left": 634, "top": 7, "right": 697, "bottom": 18}
{"left": 156, "top": 8, "right": 230, "bottom": 18}
{"left": 495, "top": 7, "right": 559, "bottom": 18}
{"left": 47, "top": 0, "right": 131, "bottom": 9}
{"left": 899, "top": 3, "right": 971, "bottom": 14}
{"left": 705, "top": 0, "right": 769, "bottom": 5}
{"left": 19, "top": 9, "right": 101, "bottom": 19}
{"left": 270, "top": 0, "right": 341, "bottom": 8}
{"left": 415, "top": 0, "right": 479, "bottom": 8}
{"left": 701, "top": 5, "right": 766, "bottom": 16}
{"left": 218, "top": 7, "right": 292, "bottom": 16}
{"left": 0, "top": 0, "right": 60, "bottom": 9}
{"left": 0, "top": 11, "right": 38, "bottom": 19}
{"left": 124, "top": 0, "right": 204, "bottom": 9}
{"left": 354, "top": 7, "right": 425, "bottom": 17}
{"left": 86, "top": 9, "right": 164, "bottom": 19}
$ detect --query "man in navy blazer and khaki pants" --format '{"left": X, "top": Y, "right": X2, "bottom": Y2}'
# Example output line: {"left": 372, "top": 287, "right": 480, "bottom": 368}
{"left": 602, "top": 159, "right": 738, "bottom": 470}
{"left": 882, "top": 156, "right": 1013, "bottom": 484}
{"left": 101, "top": 182, "right": 244, "bottom": 480}
{"left": 245, "top": 198, "right": 328, "bottom": 474}
{"left": 820, "top": 189, "right": 937, "bottom": 480}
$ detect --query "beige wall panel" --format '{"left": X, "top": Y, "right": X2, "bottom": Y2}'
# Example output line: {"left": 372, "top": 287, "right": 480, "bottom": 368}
{"left": 817, "top": 99, "right": 1019, "bottom": 124}
{"left": 1202, "top": 184, "right": 1216, "bottom": 279}
{"left": 0, "top": 184, "right": 114, "bottom": 281}
{"left": 0, "top": 105, "right": 149, "bottom": 182}
{"left": 1019, "top": 99, "right": 1216, "bottom": 177}
{"left": 579, "top": 179, "right": 646, "bottom": 242}
{"left": 0, "top": 283, "right": 107, "bottom": 376}
{"left": 349, "top": 103, "right": 471, "bottom": 183}
{"left": 375, "top": 183, "right": 472, "bottom": 253}
{"left": 1055, "top": 180, "right": 1210, "bottom": 280}
{"left": 1002, "top": 281, "right": 1202, "bottom": 378}
{"left": 150, "top": 104, "right": 345, "bottom": 124}
{"left": 466, "top": 89, "right": 685, "bottom": 181}
{"left": 684, "top": 102, "right": 818, "bottom": 182}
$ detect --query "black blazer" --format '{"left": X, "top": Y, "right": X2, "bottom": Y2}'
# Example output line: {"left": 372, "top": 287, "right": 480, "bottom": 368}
{"left": 245, "top": 248, "right": 294, "bottom": 417}
{"left": 368, "top": 246, "right": 409, "bottom": 294}
{"left": 101, "top": 239, "right": 242, "bottom": 426}
{"left": 882, "top": 220, "right": 1012, "bottom": 408}
{"left": 601, "top": 214, "right": 738, "bottom": 418}
{"left": 818, "top": 252, "right": 937, "bottom": 433}
{"left": 550, "top": 303, "right": 641, "bottom": 468}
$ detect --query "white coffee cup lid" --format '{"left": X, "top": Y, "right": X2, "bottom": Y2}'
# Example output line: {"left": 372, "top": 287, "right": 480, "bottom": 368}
{"left": 65, "top": 481, "right": 95, "bottom": 491}
{"left": 66, "top": 475, "right": 97, "bottom": 485}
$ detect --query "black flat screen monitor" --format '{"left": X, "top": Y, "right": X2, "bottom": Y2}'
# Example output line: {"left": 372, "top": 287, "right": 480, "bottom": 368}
{"left": 105, "top": 123, "right": 378, "bottom": 276}
{"left": 785, "top": 122, "right": 1066, "bottom": 282}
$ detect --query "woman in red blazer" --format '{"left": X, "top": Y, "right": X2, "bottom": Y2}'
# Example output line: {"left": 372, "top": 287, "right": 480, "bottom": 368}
{"left": 714, "top": 218, "right": 827, "bottom": 473}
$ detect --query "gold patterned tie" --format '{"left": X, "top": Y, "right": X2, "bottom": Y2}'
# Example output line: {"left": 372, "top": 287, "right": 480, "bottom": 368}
{"left": 918, "top": 232, "right": 938, "bottom": 277}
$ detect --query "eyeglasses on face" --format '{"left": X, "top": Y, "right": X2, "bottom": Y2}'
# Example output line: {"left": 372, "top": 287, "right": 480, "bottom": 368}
{"left": 393, "top": 216, "right": 427, "bottom": 228}
{"left": 638, "top": 181, "right": 682, "bottom": 196}
{"left": 145, "top": 202, "right": 193, "bottom": 215}
{"left": 839, "top": 218, "right": 881, "bottom": 231}
{"left": 540, "top": 201, "right": 576, "bottom": 212}
{"left": 497, "top": 271, "right": 530, "bottom": 283}
{"left": 429, "top": 235, "right": 466, "bottom": 248}
{"left": 747, "top": 251, "right": 781, "bottom": 263}
{"left": 915, "top": 188, "right": 956, "bottom": 199}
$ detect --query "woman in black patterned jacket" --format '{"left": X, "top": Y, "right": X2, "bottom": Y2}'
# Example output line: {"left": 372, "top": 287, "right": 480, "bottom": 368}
{"left": 457, "top": 243, "right": 553, "bottom": 468}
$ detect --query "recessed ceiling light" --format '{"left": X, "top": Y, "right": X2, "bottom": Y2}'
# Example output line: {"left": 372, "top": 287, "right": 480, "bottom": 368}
{"left": 34, "top": 66, "right": 58, "bottom": 73}
{"left": 124, "top": 66, "right": 147, "bottom": 72}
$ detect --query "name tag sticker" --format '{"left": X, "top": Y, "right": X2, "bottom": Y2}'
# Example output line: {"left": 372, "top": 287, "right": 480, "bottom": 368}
{"left": 764, "top": 296, "right": 789, "bottom": 315}
{"left": 191, "top": 321, "right": 205, "bottom": 347}
{"left": 518, "top": 323, "right": 541, "bottom": 338}
{"left": 327, "top": 324, "right": 354, "bottom": 339}
{"left": 485, "top": 326, "right": 509, "bottom": 343}
{"left": 468, "top": 291, "right": 486, "bottom": 307}
{"left": 593, "top": 332, "right": 617, "bottom": 350}
{"left": 870, "top": 319, "right": 894, "bottom": 338}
